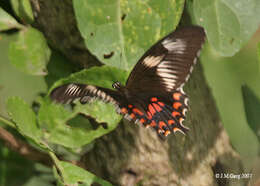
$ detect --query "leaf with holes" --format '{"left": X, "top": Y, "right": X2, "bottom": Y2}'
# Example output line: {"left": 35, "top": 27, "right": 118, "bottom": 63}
{"left": 6, "top": 97, "right": 42, "bottom": 141}
{"left": 38, "top": 66, "right": 126, "bottom": 148}
{"left": 73, "top": 0, "right": 185, "bottom": 70}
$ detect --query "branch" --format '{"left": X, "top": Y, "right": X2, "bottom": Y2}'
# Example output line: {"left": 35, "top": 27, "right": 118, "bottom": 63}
{"left": 0, "top": 125, "right": 87, "bottom": 169}
{"left": 0, "top": 126, "right": 53, "bottom": 166}
{"left": 30, "top": 0, "right": 102, "bottom": 68}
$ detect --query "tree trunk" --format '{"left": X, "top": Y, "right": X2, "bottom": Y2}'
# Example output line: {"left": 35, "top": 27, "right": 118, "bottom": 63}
{"left": 83, "top": 64, "right": 245, "bottom": 186}
{"left": 30, "top": 0, "right": 245, "bottom": 185}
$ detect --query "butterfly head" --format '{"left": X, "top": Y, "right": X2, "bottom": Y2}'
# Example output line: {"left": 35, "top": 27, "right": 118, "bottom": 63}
{"left": 112, "top": 81, "right": 124, "bottom": 91}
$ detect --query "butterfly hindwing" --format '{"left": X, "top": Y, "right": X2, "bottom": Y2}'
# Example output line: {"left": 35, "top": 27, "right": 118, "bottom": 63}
{"left": 50, "top": 83, "right": 122, "bottom": 105}
{"left": 50, "top": 83, "right": 148, "bottom": 127}
{"left": 133, "top": 91, "right": 189, "bottom": 136}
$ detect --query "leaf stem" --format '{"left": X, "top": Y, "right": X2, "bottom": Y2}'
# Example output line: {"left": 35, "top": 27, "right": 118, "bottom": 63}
{"left": 0, "top": 115, "right": 15, "bottom": 128}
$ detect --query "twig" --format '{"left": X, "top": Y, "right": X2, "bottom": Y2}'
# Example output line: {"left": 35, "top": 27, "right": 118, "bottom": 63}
{"left": 0, "top": 126, "right": 87, "bottom": 169}
{"left": 0, "top": 126, "right": 53, "bottom": 167}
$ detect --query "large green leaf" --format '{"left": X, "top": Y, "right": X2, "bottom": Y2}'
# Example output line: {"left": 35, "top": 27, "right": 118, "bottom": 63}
{"left": 49, "top": 65, "right": 128, "bottom": 91}
{"left": 0, "top": 33, "right": 47, "bottom": 118}
{"left": 6, "top": 97, "right": 42, "bottom": 141}
{"left": 38, "top": 99, "right": 121, "bottom": 148}
{"left": 200, "top": 43, "right": 259, "bottom": 166}
{"left": 8, "top": 27, "right": 51, "bottom": 76}
{"left": 242, "top": 85, "right": 260, "bottom": 143}
{"left": 194, "top": 0, "right": 260, "bottom": 56}
{"left": 0, "top": 7, "right": 23, "bottom": 31}
{"left": 73, "top": 0, "right": 184, "bottom": 70}
{"left": 38, "top": 66, "right": 126, "bottom": 148}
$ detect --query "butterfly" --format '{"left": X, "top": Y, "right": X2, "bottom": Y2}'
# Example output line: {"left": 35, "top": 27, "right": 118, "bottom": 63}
{"left": 50, "top": 26, "right": 205, "bottom": 136}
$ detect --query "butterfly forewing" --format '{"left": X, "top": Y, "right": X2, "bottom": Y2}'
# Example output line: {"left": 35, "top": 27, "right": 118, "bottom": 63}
{"left": 126, "top": 26, "right": 205, "bottom": 93}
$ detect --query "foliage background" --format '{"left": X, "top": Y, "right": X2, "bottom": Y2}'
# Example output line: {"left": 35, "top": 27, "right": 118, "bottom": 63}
{"left": 0, "top": 0, "right": 260, "bottom": 185}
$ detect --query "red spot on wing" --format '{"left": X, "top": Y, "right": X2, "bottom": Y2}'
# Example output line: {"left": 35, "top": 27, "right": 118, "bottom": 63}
{"left": 173, "top": 92, "right": 182, "bottom": 100}
{"left": 164, "top": 130, "right": 171, "bottom": 136}
{"left": 152, "top": 103, "right": 162, "bottom": 112}
{"left": 128, "top": 104, "right": 133, "bottom": 108}
{"left": 148, "top": 104, "right": 156, "bottom": 115}
{"left": 140, "top": 118, "right": 145, "bottom": 124}
{"left": 147, "top": 111, "right": 152, "bottom": 120}
{"left": 150, "top": 97, "right": 158, "bottom": 102}
{"left": 120, "top": 107, "right": 128, "bottom": 114}
{"left": 133, "top": 108, "right": 144, "bottom": 115}
{"left": 173, "top": 127, "right": 179, "bottom": 133}
{"left": 179, "top": 117, "right": 184, "bottom": 123}
{"left": 173, "top": 102, "right": 182, "bottom": 110}
{"left": 168, "top": 120, "right": 175, "bottom": 125}
{"left": 159, "top": 121, "right": 166, "bottom": 129}
{"left": 157, "top": 101, "right": 165, "bottom": 107}
{"left": 150, "top": 121, "right": 156, "bottom": 127}
{"left": 172, "top": 111, "right": 181, "bottom": 117}
{"left": 130, "top": 113, "right": 135, "bottom": 119}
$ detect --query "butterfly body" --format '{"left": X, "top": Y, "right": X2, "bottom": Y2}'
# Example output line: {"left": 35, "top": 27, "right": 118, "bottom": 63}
{"left": 51, "top": 26, "right": 205, "bottom": 136}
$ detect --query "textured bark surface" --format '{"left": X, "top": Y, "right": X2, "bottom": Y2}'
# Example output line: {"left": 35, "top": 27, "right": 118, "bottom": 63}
{"left": 84, "top": 64, "right": 245, "bottom": 186}
{"left": 30, "top": 0, "right": 101, "bottom": 68}
{"left": 29, "top": 1, "right": 245, "bottom": 185}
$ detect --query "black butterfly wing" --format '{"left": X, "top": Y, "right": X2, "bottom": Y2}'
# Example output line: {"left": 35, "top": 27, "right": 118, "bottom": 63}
{"left": 50, "top": 83, "right": 190, "bottom": 136}
{"left": 122, "top": 26, "right": 205, "bottom": 136}
{"left": 50, "top": 83, "right": 123, "bottom": 105}
{"left": 125, "top": 26, "right": 205, "bottom": 94}
{"left": 50, "top": 83, "right": 151, "bottom": 125}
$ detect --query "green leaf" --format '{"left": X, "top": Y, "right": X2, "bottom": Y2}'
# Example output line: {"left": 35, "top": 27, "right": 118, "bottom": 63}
{"left": 194, "top": 0, "right": 260, "bottom": 56}
{"left": 53, "top": 166, "right": 65, "bottom": 186}
{"left": 38, "top": 99, "right": 121, "bottom": 148}
{"left": 8, "top": 27, "right": 51, "bottom": 76}
{"left": 0, "top": 146, "right": 36, "bottom": 186}
{"left": 0, "top": 7, "right": 23, "bottom": 31}
{"left": 200, "top": 43, "right": 259, "bottom": 162}
{"left": 0, "top": 33, "right": 47, "bottom": 119}
{"left": 10, "top": 0, "right": 34, "bottom": 24}
{"left": 57, "top": 161, "right": 112, "bottom": 186}
{"left": 242, "top": 85, "right": 260, "bottom": 142}
{"left": 73, "top": 0, "right": 184, "bottom": 70}
{"left": 50, "top": 65, "right": 128, "bottom": 91}
{"left": 38, "top": 66, "right": 126, "bottom": 148}
{"left": 0, "top": 115, "right": 16, "bottom": 128}
{"left": 6, "top": 97, "right": 42, "bottom": 141}
{"left": 45, "top": 51, "right": 77, "bottom": 88}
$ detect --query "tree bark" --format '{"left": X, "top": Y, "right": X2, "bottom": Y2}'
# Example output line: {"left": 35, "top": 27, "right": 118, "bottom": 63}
{"left": 83, "top": 64, "right": 245, "bottom": 186}
{"left": 30, "top": 0, "right": 245, "bottom": 185}
{"left": 30, "top": 0, "right": 101, "bottom": 68}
